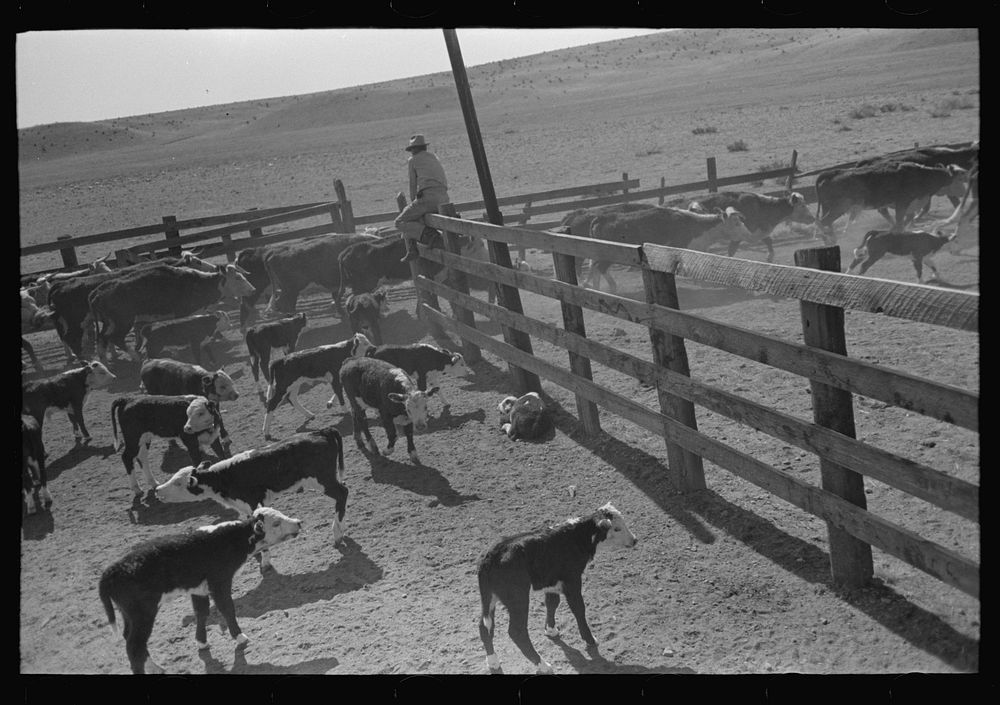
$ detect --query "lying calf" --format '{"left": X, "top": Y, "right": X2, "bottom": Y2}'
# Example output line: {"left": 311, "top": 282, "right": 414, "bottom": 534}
{"left": 155, "top": 427, "right": 347, "bottom": 572}
{"left": 245, "top": 312, "right": 308, "bottom": 392}
{"left": 262, "top": 332, "right": 373, "bottom": 440}
{"left": 98, "top": 506, "right": 302, "bottom": 674}
{"left": 498, "top": 392, "right": 552, "bottom": 441}
{"left": 368, "top": 343, "right": 470, "bottom": 406}
{"left": 339, "top": 356, "right": 436, "bottom": 464}
{"left": 139, "top": 358, "right": 238, "bottom": 404}
{"left": 477, "top": 502, "right": 638, "bottom": 674}
{"left": 22, "top": 361, "right": 117, "bottom": 445}
{"left": 138, "top": 311, "right": 232, "bottom": 365}
{"left": 22, "top": 414, "right": 52, "bottom": 515}
{"left": 110, "top": 394, "right": 231, "bottom": 499}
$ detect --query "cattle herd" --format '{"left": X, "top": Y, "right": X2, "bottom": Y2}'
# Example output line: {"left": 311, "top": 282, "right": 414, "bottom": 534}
{"left": 20, "top": 140, "right": 977, "bottom": 675}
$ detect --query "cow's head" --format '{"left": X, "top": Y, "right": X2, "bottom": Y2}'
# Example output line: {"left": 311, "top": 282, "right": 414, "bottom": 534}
{"left": 248, "top": 506, "right": 303, "bottom": 554}
{"left": 84, "top": 360, "right": 116, "bottom": 389}
{"left": 425, "top": 349, "right": 471, "bottom": 389}
{"left": 349, "top": 332, "right": 375, "bottom": 358}
{"left": 155, "top": 461, "right": 212, "bottom": 504}
{"left": 212, "top": 310, "right": 232, "bottom": 337}
{"left": 20, "top": 289, "right": 41, "bottom": 325}
{"left": 594, "top": 502, "right": 638, "bottom": 552}
{"left": 387, "top": 385, "right": 438, "bottom": 432}
{"left": 213, "top": 264, "right": 256, "bottom": 300}
{"left": 177, "top": 250, "right": 218, "bottom": 273}
{"left": 202, "top": 369, "right": 238, "bottom": 402}
{"left": 786, "top": 192, "right": 815, "bottom": 224}
{"left": 183, "top": 396, "right": 219, "bottom": 434}
{"left": 346, "top": 295, "right": 384, "bottom": 346}
{"left": 90, "top": 252, "right": 114, "bottom": 274}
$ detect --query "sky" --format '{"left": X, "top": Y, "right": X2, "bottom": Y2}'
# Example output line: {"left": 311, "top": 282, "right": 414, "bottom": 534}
{"left": 15, "top": 28, "right": 667, "bottom": 129}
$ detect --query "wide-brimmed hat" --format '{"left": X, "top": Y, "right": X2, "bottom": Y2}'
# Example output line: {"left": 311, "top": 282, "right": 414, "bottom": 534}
{"left": 405, "top": 134, "right": 428, "bottom": 151}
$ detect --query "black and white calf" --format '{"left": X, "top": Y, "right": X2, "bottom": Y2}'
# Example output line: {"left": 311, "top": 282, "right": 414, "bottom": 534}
{"left": 138, "top": 311, "right": 231, "bottom": 365}
{"left": 155, "top": 427, "right": 348, "bottom": 572}
{"left": 262, "top": 333, "right": 374, "bottom": 440}
{"left": 22, "top": 361, "right": 117, "bottom": 444}
{"left": 368, "top": 343, "right": 470, "bottom": 407}
{"left": 339, "top": 356, "right": 436, "bottom": 464}
{"left": 477, "top": 502, "right": 638, "bottom": 674}
{"left": 110, "top": 394, "right": 231, "bottom": 499}
{"left": 245, "top": 312, "right": 308, "bottom": 392}
{"left": 98, "top": 506, "right": 302, "bottom": 674}
{"left": 139, "top": 358, "right": 239, "bottom": 404}
{"left": 22, "top": 414, "right": 52, "bottom": 515}
{"left": 344, "top": 288, "right": 388, "bottom": 346}
{"left": 498, "top": 392, "right": 552, "bottom": 441}
{"left": 846, "top": 229, "right": 956, "bottom": 282}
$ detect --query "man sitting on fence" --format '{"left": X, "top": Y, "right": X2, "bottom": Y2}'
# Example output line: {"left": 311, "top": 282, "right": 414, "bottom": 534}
{"left": 398, "top": 134, "right": 450, "bottom": 263}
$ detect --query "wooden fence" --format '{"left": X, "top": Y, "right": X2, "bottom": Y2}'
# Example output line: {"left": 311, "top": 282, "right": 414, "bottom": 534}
{"left": 19, "top": 153, "right": 799, "bottom": 280}
{"left": 407, "top": 211, "right": 979, "bottom": 599}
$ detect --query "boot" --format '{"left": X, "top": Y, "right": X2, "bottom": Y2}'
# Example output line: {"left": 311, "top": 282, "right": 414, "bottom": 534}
{"left": 401, "top": 238, "right": 421, "bottom": 263}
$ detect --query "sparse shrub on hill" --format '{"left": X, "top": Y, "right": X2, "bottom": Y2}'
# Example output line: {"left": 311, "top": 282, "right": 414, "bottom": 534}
{"left": 938, "top": 96, "right": 976, "bottom": 111}
{"left": 849, "top": 103, "right": 879, "bottom": 119}
{"left": 727, "top": 139, "right": 749, "bottom": 152}
{"left": 692, "top": 126, "right": 717, "bottom": 135}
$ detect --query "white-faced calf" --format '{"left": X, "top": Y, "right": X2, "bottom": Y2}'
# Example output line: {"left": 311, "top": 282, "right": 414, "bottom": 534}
{"left": 262, "top": 332, "right": 373, "bottom": 440}
{"left": 139, "top": 358, "right": 238, "bottom": 404}
{"left": 498, "top": 392, "right": 552, "bottom": 441}
{"left": 98, "top": 506, "right": 302, "bottom": 674}
{"left": 339, "top": 356, "right": 436, "bottom": 464}
{"left": 368, "top": 343, "right": 470, "bottom": 407}
{"left": 22, "top": 361, "right": 117, "bottom": 445}
{"left": 846, "top": 229, "right": 956, "bottom": 282}
{"left": 22, "top": 414, "right": 52, "bottom": 515}
{"left": 477, "top": 502, "right": 637, "bottom": 674}
{"left": 155, "top": 427, "right": 348, "bottom": 572}
{"left": 245, "top": 312, "right": 307, "bottom": 392}
{"left": 110, "top": 394, "right": 231, "bottom": 499}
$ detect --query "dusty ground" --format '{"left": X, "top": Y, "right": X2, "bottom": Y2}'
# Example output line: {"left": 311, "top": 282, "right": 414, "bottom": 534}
{"left": 19, "top": 28, "right": 979, "bottom": 678}
{"left": 19, "top": 209, "right": 979, "bottom": 676}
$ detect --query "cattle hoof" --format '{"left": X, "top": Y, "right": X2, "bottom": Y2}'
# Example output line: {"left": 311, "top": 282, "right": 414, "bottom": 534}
{"left": 486, "top": 654, "right": 502, "bottom": 672}
{"left": 235, "top": 634, "right": 250, "bottom": 650}
{"left": 367, "top": 441, "right": 379, "bottom": 455}
{"left": 536, "top": 661, "right": 554, "bottom": 675}
{"left": 408, "top": 452, "right": 421, "bottom": 465}
{"left": 196, "top": 640, "right": 209, "bottom": 651}
{"left": 544, "top": 625, "right": 560, "bottom": 638}
{"left": 381, "top": 445, "right": 394, "bottom": 457}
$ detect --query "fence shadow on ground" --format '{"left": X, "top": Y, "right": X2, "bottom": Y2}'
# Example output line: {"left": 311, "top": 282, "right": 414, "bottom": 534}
{"left": 684, "top": 490, "right": 979, "bottom": 672}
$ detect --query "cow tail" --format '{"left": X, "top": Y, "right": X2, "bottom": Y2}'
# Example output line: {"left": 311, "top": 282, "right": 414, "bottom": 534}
{"left": 98, "top": 575, "right": 118, "bottom": 633}
{"left": 110, "top": 398, "right": 124, "bottom": 451}
{"left": 336, "top": 431, "right": 345, "bottom": 484}
{"left": 335, "top": 253, "right": 349, "bottom": 311}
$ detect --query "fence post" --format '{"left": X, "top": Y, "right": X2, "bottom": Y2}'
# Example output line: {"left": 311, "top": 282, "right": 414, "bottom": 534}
{"left": 786, "top": 149, "right": 799, "bottom": 192}
{"left": 247, "top": 207, "right": 263, "bottom": 239}
{"left": 641, "top": 267, "right": 705, "bottom": 492}
{"left": 162, "top": 215, "right": 181, "bottom": 257}
{"left": 56, "top": 235, "right": 79, "bottom": 269}
{"left": 795, "top": 245, "right": 874, "bottom": 590}
{"left": 327, "top": 203, "right": 344, "bottom": 233}
{"left": 439, "top": 204, "right": 481, "bottom": 364}
{"left": 219, "top": 233, "right": 235, "bottom": 262}
{"left": 622, "top": 171, "right": 630, "bottom": 195}
{"left": 552, "top": 251, "right": 601, "bottom": 435}
{"left": 334, "top": 179, "right": 355, "bottom": 233}
{"left": 658, "top": 177, "right": 666, "bottom": 205}
{"left": 706, "top": 157, "right": 718, "bottom": 193}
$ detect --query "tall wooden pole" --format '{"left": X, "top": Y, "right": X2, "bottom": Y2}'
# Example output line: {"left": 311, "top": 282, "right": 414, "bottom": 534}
{"left": 442, "top": 29, "right": 540, "bottom": 395}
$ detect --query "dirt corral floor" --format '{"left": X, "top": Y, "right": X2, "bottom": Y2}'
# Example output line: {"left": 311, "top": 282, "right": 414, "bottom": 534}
{"left": 20, "top": 224, "right": 979, "bottom": 677}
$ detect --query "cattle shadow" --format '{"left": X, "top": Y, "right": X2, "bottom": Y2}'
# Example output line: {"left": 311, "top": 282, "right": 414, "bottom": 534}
{"left": 198, "top": 650, "right": 340, "bottom": 675}
{"left": 381, "top": 309, "right": 431, "bottom": 345}
{"left": 427, "top": 405, "right": 487, "bottom": 431}
{"left": 127, "top": 496, "right": 237, "bottom": 526}
{"left": 683, "top": 490, "right": 979, "bottom": 672}
{"left": 298, "top": 320, "right": 354, "bottom": 349}
{"left": 44, "top": 442, "right": 115, "bottom": 482}
{"left": 184, "top": 536, "right": 384, "bottom": 621}
{"left": 21, "top": 509, "right": 55, "bottom": 541}
{"left": 365, "top": 453, "right": 482, "bottom": 507}
{"left": 547, "top": 638, "right": 695, "bottom": 675}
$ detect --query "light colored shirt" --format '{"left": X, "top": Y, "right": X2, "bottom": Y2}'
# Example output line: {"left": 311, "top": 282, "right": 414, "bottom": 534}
{"left": 408, "top": 151, "right": 449, "bottom": 201}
